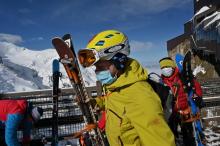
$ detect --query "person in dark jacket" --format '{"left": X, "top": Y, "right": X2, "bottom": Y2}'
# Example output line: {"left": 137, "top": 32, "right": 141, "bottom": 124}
{"left": 159, "top": 57, "right": 204, "bottom": 146}
{"left": 0, "top": 99, "right": 43, "bottom": 146}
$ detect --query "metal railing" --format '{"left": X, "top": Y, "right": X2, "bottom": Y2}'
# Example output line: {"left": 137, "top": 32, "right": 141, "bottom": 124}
{"left": 0, "top": 79, "right": 220, "bottom": 143}
{"left": 0, "top": 86, "right": 101, "bottom": 143}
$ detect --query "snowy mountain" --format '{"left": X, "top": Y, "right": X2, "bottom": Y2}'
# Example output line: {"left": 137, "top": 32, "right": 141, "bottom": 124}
{"left": 0, "top": 40, "right": 163, "bottom": 93}
{"left": 0, "top": 41, "right": 207, "bottom": 93}
{"left": 0, "top": 41, "right": 97, "bottom": 93}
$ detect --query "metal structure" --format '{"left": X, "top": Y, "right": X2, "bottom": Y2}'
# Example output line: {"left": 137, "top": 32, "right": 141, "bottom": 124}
{"left": 0, "top": 86, "right": 101, "bottom": 144}
{"left": 0, "top": 79, "right": 220, "bottom": 144}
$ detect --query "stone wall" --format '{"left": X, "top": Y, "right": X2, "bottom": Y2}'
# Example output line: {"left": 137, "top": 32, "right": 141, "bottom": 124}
{"left": 168, "top": 39, "right": 220, "bottom": 79}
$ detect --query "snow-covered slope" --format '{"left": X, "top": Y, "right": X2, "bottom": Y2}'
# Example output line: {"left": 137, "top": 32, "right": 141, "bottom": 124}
{"left": 0, "top": 41, "right": 208, "bottom": 93}
{"left": 0, "top": 41, "right": 97, "bottom": 93}
{"left": 0, "top": 40, "right": 164, "bottom": 93}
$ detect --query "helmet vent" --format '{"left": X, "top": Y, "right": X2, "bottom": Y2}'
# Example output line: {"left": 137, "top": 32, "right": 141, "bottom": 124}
{"left": 115, "top": 32, "right": 120, "bottom": 34}
{"left": 95, "top": 40, "right": 105, "bottom": 46}
{"left": 105, "top": 34, "right": 114, "bottom": 38}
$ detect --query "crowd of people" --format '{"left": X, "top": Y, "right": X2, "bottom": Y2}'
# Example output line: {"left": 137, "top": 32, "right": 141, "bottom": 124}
{"left": 0, "top": 29, "right": 205, "bottom": 146}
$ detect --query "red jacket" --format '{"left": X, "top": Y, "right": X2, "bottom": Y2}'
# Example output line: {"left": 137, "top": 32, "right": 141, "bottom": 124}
{"left": 98, "top": 111, "right": 106, "bottom": 131}
{"left": 162, "top": 68, "right": 202, "bottom": 112}
{"left": 0, "top": 99, "right": 27, "bottom": 121}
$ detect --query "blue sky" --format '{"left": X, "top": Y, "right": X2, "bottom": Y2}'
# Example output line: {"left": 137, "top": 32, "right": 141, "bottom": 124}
{"left": 0, "top": 0, "right": 193, "bottom": 63}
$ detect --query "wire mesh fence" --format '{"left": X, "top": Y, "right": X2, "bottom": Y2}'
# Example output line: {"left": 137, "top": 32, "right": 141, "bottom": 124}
{"left": 0, "top": 87, "right": 99, "bottom": 143}
{"left": 20, "top": 94, "right": 84, "bottom": 141}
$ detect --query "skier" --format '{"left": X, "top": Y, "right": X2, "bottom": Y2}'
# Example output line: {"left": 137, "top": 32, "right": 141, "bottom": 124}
{"left": 159, "top": 57, "right": 205, "bottom": 146}
{"left": 78, "top": 29, "right": 175, "bottom": 146}
{"left": 0, "top": 99, "right": 43, "bottom": 146}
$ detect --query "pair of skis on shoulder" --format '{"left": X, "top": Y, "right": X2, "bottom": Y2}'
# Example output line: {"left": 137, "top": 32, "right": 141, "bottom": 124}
{"left": 176, "top": 51, "right": 205, "bottom": 146}
{"left": 52, "top": 34, "right": 105, "bottom": 146}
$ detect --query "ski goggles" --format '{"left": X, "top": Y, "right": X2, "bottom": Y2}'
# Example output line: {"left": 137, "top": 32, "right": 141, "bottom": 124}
{"left": 78, "top": 48, "right": 100, "bottom": 67}
{"left": 78, "top": 42, "right": 127, "bottom": 67}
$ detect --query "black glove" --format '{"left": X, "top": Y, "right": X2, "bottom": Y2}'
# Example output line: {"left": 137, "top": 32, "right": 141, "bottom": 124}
{"left": 193, "top": 96, "right": 205, "bottom": 108}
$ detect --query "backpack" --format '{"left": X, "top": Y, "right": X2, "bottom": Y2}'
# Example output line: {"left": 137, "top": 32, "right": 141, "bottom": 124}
{"left": 147, "top": 73, "right": 170, "bottom": 108}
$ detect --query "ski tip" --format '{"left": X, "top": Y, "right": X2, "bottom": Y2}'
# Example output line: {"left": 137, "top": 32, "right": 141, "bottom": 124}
{"left": 52, "top": 59, "right": 60, "bottom": 72}
{"left": 175, "top": 53, "right": 184, "bottom": 72}
{"left": 52, "top": 37, "right": 61, "bottom": 44}
{"left": 62, "top": 34, "right": 71, "bottom": 40}
{"left": 52, "top": 37, "right": 64, "bottom": 45}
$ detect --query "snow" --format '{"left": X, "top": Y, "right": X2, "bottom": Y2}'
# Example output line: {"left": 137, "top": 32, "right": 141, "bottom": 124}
{"left": 193, "top": 65, "right": 206, "bottom": 76}
{"left": 204, "top": 129, "right": 220, "bottom": 146}
{"left": 194, "top": 10, "right": 220, "bottom": 29}
{"left": 0, "top": 64, "right": 41, "bottom": 91}
{"left": 0, "top": 41, "right": 97, "bottom": 92}
{"left": 194, "top": 6, "right": 210, "bottom": 17}
{"left": 0, "top": 40, "right": 161, "bottom": 93}
{"left": 202, "top": 105, "right": 220, "bottom": 145}
{"left": 204, "top": 11, "right": 220, "bottom": 29}
{"left": 80, "top": 66, "right": 97, "bottom": 87}
{"left": 0, "top": 40, "right": 97, "bottom": 145}
{"left": 217, "top": 22, "right": 220, "bottom": 27}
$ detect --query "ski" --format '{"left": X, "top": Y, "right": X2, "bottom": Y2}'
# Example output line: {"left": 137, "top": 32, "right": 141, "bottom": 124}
{"left": 175, "top": 51, "right": 205, "bottom": 146}
{"left": 62, "top": 34, "right": 75, "bottom": 54}
{"left": 175, "top": 53, "right": 184, "bottom": 72}
{"left": 52, "top": 59, "right": 61, "bottom": 146}
{"left": 52, "top": 35, "right": 105, "bottom": 146}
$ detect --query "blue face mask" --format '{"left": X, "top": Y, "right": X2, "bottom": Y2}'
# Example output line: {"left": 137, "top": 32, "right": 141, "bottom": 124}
{"left": 96, "top": 70, "right": 117, "bottom": 85}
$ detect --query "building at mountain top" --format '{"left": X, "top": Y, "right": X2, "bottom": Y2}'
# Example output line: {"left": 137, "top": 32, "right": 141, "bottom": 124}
{"left": 167, "top": 0, "right": 220, "bottom": 79}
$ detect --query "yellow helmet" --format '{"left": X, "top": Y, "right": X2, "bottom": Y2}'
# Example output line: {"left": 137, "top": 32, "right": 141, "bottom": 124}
{"left": 78, "top": 30, "right": 130, "bottom": 67}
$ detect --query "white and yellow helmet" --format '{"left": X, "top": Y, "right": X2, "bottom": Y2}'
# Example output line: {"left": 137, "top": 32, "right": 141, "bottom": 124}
{"left": 78, "top": 30, "right": 130, "bottom": 67}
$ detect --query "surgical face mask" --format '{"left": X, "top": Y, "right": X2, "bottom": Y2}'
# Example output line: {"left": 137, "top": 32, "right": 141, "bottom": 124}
{"left": 96, "top": 70, "right": 117, "bottom": 85}
{"left": 161, "top": 67, "right": 174, "bottom": 77}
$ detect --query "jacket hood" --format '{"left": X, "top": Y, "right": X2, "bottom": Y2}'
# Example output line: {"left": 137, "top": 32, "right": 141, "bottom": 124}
{"left": 106, "top": 58, "right": 148, "bottom": 91}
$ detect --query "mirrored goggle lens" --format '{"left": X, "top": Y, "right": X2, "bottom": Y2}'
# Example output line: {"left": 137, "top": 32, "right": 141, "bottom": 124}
{"left": 78, "top": 50, "right": 97, "bottom": 67}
